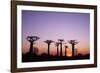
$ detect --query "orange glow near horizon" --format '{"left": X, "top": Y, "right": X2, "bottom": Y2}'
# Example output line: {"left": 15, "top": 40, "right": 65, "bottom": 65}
{"left": 22, "top": 40, "right": 90, "bottom": 56}
{"left": 22, "top": 46, "right": 89, "bottom": 56}
{"left": 22, "top": 33, "right": 90, "bottom": 56}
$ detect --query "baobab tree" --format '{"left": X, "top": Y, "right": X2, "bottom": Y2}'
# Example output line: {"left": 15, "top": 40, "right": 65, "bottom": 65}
{"left": 55, "top": 42, "right": 60, "bottom": 56}
{"left": 44, "top": 40, "right": 54, "bottom": 56}
{"left": 58, "top": 39, "right": 64, "bottom": 56}
{"left": 26, "top": 36, "right": 40, "bottom": 54}
{"left": 68, "top": 40, "right": 78, "bottom": 57}
{"left": 65, "top": 45, "right": 68, "bottom": 57}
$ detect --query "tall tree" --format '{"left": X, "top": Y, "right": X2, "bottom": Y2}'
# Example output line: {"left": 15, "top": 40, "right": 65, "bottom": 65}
{"left": 55, "top": 42, "right": 60, "bottom": 56}
{"left": 68, "top": 40, "right": 78, "bottom": 57}
{"left": 44, "top": 40, "right": 54, "bottom": 56}
{"left": 26, "top": 36, "right": 39, "bottom": 54}
{"left": 58, "top": 39, "right": 64, "bottom": 56}
{"left": 65, "top": 45, "right": 68, "bottom": 57}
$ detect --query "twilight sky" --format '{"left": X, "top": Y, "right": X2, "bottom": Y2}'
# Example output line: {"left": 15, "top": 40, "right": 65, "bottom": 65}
{"left": 22, "top": 10, "right": 90, "bottom": 56}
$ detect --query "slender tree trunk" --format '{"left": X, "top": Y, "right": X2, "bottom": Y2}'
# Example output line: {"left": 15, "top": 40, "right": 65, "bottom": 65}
{"left": 72, "top": 44, "right": 75, "bottom": 57}
{"left": 60, "top": 43, "right": 62, "bottom": 56}
{"left": 48, "top": 44, "right": 50, "bottom": 56}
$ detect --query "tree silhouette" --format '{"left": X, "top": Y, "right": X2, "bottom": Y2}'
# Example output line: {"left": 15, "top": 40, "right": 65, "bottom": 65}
{"left": 26, "top": 36, "right": 39, "bottom": 54}
{"left": 58, "top": 39, "right": 64, "bottom": 56}
{"left": 68, "top": 40, "right": 78, "bottom": 57}
{"left": 44, "top": 40, "right": 54, "bottom": 56}
{"left": 55, "top": 42, "right": 60, "bottom": 56}
{"left": 65, "top": 45, "right": 68, "bottom": 57}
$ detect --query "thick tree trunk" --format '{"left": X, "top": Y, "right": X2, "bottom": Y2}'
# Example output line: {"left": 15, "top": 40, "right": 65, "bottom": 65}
{"left": 60, "top": 43, "right": 62, "bottom": 56}
{"left": 48, "top": 44, "right": 50, "bottom": 56}
{"left": 29, "top": 42, "right": 33, "bottom": 53}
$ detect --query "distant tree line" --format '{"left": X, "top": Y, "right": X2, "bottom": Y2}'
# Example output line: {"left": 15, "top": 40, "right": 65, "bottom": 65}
{"left": 22, "top": 36, "right": 90, "bottom": 62}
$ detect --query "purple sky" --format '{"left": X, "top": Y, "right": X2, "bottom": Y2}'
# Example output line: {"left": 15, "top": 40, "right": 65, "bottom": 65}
{"left": 22, "top": 10, "right": 90, "bottom": 55}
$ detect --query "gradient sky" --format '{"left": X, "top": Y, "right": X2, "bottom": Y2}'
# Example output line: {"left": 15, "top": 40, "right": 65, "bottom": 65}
{"left": 22, "top": 10, "right": 90, "bottom": 56}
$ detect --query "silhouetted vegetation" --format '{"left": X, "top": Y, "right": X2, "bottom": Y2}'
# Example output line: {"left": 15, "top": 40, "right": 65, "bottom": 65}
{"left": 65, "top": 45, "right": 68, "bottom": 57}
{"left": 68, "top": 40, "right": 78, "bottom": 57}
{"left": 58, "top": 39, "right": 64, "bottom": 56}
{"left": 22, "top": 36, "right": 90, "bottom": 62}
{"left": 55, "top": 42, "right": 60, "bottom": 56}
{"left": 22, "top": 52, "right": 90, "bottom": 62}
{"left": 44, "top": 40, "right": 54, "bottom": 56}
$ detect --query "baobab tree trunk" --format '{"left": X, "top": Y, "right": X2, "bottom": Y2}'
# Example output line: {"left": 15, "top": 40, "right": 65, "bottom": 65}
{"left": 57, "top": 46, "right": 59, "bottom": 56}
{"left": 58, "top": 39, "right": 64, "bottom": 56}
{"left": 60, "top": 43, "right": 62, "bottom": 56}
{"left": 48, "top": 44, "right": 50, "bottom": 56}
{"left": 29, "top": 42, "right": 33, "bottom": 53}
{"left": 72, "top": 44, "right": 75, "bottom": 57}
{"left": 44, "top": 40, "right": 54, "bottom": 56}
{"left": 68, "top": 40, "right": 78, "bottom": 58}
{"left": 27, "top": 36, "right": 40, "bottom": 54}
